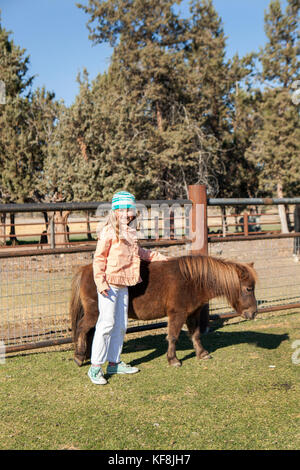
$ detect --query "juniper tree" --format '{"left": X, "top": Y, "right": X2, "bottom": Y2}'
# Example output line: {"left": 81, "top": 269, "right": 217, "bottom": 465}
{"left": 182, "top": 1, "right": 258, "bottom": 198}
{"left": 0, "top": 16, "right": 34, "bottom": 204}
{"left": 0, "top": 17, "right": 33, "bottom": 244}
{"left": 245, "top": 0, "right": 300, "bottom": 231}
{"left": 77, "top": 0, "right": 256, "bottom": 199}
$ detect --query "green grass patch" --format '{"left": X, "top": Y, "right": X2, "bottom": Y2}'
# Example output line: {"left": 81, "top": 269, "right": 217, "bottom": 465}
{"left": 1, "top": 312, "right": 299, "bottom": 450}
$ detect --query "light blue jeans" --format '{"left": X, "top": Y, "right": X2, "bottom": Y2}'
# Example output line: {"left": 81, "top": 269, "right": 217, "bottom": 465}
{"left": 91, "top": 285, "right": 129, "bottom": 366}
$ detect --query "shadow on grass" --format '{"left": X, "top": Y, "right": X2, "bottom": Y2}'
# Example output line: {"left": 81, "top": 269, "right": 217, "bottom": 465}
{"left": 122, "top": 329, "right": 289, "bottom": 366}
{"left": 7, "top": 328, "right": 289, "bottom": 372}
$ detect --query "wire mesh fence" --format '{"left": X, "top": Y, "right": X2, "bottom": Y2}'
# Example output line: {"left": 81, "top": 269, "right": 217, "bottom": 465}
{"left": 209, "top": 236, "right": 300, "bottom": 317}
{"left": 1, "top": 234, "right": 300, "bottom": 352}
{"left": 0, "top": 242, "right": 190, "bottom": 351}
{"left": 1, "top": 191, "right": 300, "bottom": 353}
{"left": 0, "top": 251, "right": 91, "bottom": 348}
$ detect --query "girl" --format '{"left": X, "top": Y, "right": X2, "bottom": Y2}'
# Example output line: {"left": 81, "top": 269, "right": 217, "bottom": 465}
{"left": 88, "top": 191, "right": 168, "bottom": 385}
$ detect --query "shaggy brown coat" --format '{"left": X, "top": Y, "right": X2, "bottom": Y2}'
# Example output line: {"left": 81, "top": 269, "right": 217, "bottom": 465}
{"left": 70, "top": 254, "right": 257, "bottom": 367}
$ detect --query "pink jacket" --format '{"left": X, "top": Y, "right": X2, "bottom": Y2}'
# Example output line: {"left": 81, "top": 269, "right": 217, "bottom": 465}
{"left": 93, "top": 223, "right": 168, "bottom": 293}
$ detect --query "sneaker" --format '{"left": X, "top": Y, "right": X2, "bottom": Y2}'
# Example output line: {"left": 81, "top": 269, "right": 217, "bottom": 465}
{"left": 88, "top": 366, "right": 107, "bottom": 385}
{"left": 107, "top": 361, "right": 139, "bottom": 375}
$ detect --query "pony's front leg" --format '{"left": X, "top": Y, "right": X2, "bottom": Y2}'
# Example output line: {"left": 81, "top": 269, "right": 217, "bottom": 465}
{"left": 167, "top": 314, "right": 185, "bottom": 367}
{"left": 186, "top": 308, "right": 212, "bottom": 360}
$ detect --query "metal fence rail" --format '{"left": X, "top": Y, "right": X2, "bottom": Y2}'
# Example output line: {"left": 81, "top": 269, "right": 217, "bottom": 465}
{"left": 0, "top": 207, "right": 293, "bottom": 246}
{"left": 0, "top": 199, "right": 192, "bottom": 248}
{"left": 1, "top": 195, "right": 300, "bottom": 248}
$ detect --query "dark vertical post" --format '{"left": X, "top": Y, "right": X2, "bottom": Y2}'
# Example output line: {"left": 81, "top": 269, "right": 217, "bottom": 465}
{"left": 10, "top": 213, "right": 18, "bottom": 245}
{"left": 154, "top": 216, "right": 159, "bottom": 240}
{"left": 188, "top": 185, "right": 209, "bottom": 333}
{"left": 293, "top": 205, "right": 300, "bottom": 259}
{"left": 170, "top": 210, "right": 175, "bottom": 240}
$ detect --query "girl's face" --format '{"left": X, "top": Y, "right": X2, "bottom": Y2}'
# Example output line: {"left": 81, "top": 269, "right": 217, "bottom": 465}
{"left": 115, "top": 208, "right": 136, "bottom": 224}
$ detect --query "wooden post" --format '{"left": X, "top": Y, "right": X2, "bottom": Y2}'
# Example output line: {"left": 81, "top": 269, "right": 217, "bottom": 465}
{"left": 188, "top": 185, "right": 209, "bottom": 333}
{"left": 154, "top": 216, "right": 159, "bottom": 240}
{"left": 50, "top": 216, "right": 55, "bottom": 249}
{"left": 170, "top": 210, "right": 175, "bottom": 240}
{"left": 221, "top": 207, "right": 227, "bottom": 237}
{"left": 0, "top": 213, "right": 6, "bottom": 246}
{"left": 244, "top": 211, "right": 249, "bottom": 236}
{"left": 188, "top": 184, "right": 208, "bottom": 255}
{"left": 293, "top": 205, "right": 300, "bottom": 259}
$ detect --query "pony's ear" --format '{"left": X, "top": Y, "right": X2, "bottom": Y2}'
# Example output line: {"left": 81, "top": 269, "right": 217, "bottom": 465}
{"left": 236, "top": 263, "right": 254, "bottom": 281}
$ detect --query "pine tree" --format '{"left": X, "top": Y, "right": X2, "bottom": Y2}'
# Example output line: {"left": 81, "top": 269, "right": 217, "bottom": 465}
{"left": 0, "top": 16, "right": 34, "bottom": 204}
{"left": 77, "top": 0, "right": 256, "bottom": 199}
{"left": 182, "top": 1, "right": 258, "bottom": 198}
{"left": 0, "top": 17, "right": 33, "bottom": 245}
{"left": 245, "top": 0, "right": 300, "bottom": 231}
{"left": 78, "top": 0, "right": 186, "bottom": 197}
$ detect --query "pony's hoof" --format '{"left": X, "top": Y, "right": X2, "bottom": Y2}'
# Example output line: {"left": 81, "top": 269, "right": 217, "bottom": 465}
{"left": 168, "top": 360, "right": 182, "bottom": 367}
{"left": 201, "top": 353, "right": 212, "bottom": 360}
{"left": 73, "top": 356, "right": 84, "bottom": 367}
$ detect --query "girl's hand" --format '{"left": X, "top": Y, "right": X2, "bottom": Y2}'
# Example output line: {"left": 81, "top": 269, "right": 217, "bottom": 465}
{"left": 101, "top": 289, "right": 109, "bottom": 297}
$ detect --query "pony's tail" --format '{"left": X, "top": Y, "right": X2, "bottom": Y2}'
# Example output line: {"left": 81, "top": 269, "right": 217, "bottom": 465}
{"left": 69, "top": 267, "right": 84, "bottom": 342}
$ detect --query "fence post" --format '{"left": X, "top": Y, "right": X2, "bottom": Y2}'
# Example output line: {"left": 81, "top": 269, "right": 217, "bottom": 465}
{"left": 188, "top": 184, "right": 208, "bottom": 255}
{"left": 50, "top": 216, "right": 55, "bottom": 249}
{"left": 170, "top": 210, "right": 175, "bottom": 240}
{"left": 188, "top": 185, "right": 209, "bottom": 333}
{"left": 244, "top": 210, "right": 249, "bottom": 236}
{"left": 294, "top": 205, "right": 300, "bottom": 259}
{"left": 0, "top": 213, "right": 6, "bottom": 247}
{"left": 154, "top": 216, "right": 159, "bottom": 240}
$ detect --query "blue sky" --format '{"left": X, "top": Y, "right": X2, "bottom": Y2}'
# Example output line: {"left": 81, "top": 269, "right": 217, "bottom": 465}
{"left": 0, "top": 0, "right": 288, "bottom": 106}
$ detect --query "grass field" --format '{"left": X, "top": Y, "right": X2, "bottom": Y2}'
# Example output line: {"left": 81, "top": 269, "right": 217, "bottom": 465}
{"left": 1, "top": 311, "right": 299, "bottom": 450}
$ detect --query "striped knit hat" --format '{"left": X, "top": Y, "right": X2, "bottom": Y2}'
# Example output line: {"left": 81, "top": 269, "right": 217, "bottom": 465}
{"left": 111, "top": 191, "right": 136, "bottom": 211}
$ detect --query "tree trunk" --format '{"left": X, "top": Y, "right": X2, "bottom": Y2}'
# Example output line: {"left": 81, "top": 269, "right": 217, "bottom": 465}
{"left": 285, "top": 205, "right": 292, "bottom": 232}
{"left": 221, "top": 206, "right": 228, "bottom": 237}
{"left": 85, "top": 211, "right": 93, "bottom": 241}
{"left": 10, "top": 213, "right": 18, "bottom": 245}
{"left": 277, "top": 182, "right": 289, "bottom": 233}
{"left": 42, "top": 211, "right": 49, "bottom": 230}
{"left": 156, "top": 102, "right": 163, "bottom": 132}
{"left": 48, "top": 211, "right": 70, "bottom": 247}
{"left": 77, "top": 136, "right": 88, "bottom": 161}
{"left": 0, "top": 213, "right": 6, "bottom": 246}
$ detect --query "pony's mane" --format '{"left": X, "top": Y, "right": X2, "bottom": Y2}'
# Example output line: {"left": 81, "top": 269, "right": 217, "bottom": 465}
{"left": 177, "top": 254, "right": 257, "bottom": 305}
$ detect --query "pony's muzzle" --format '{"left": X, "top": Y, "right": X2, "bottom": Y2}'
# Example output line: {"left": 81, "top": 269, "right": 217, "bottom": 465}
{"left": 241, "top": 308, "right": 257, "bottom": 320}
